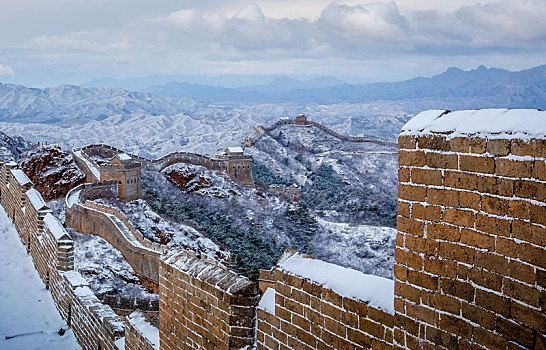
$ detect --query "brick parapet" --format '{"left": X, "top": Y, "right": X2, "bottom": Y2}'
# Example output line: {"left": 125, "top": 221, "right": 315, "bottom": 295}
{"left": 159, "top": 250, "right": 260, "bottom": 350}
{"left": 395, "top": 132, "right": 545, "bottom": 349}
{"left": 257, "top": 264, "right": 394, "bottom": 350}
{"left": 124, "top": 310, "right": 159, "bottom": 350}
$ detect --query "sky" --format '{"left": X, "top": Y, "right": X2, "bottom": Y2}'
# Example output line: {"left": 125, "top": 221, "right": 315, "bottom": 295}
{"left": 0, "top": 0, "right": 545, "bottom": 87}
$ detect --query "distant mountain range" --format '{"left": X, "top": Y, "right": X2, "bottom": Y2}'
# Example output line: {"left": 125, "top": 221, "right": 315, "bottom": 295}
{"left": 145, "top": 65, "right": 546, "bottom": 106}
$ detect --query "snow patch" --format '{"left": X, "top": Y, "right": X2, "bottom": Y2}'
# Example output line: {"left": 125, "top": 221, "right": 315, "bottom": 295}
{"left": 258, "top": 288, "right": 276, "bottom": 315}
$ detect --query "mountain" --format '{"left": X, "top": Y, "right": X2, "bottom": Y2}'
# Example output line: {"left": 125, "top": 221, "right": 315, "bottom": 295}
{"left": 0, "top": 131, "right": 33, "bottom": 162}
{"left": 0, "top": 83, "right": 199, "bottom": 125}
{"left": 145, "top": 65, "right": 546, "bottom": 107}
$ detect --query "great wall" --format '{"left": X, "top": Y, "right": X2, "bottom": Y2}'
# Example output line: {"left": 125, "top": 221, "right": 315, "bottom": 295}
{"left": 0, "top": 109, "right": 544, "bottom": 350}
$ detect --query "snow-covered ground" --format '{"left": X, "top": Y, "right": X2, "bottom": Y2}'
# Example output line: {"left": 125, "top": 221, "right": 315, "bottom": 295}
{"left": 0, "top": 207, "right": 80, "bottom": 350}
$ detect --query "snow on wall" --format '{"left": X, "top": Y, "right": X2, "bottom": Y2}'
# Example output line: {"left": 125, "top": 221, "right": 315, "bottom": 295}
{"left": 402, "top": 108, "right": 546, "bottom": 139}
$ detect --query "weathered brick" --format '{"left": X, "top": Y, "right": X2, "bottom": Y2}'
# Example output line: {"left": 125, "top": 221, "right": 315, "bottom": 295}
{"left": 418, "top": 135, "right": 450, "bottom": 151}
{"left": 407, "top": 270, "right": 438, "bottom": 290}
{"left": 534, "top": 160, "right": 546, "bottom": 181}
{"left": 439, "top": 313, "right": 473, "bottom": 339}
{"left": 449, "top": 137, "right": 469, "bottom": 153}
{"left": 460, "top": 154, "right": 495, "bottom": 174}
{"left": 473, "top": 327, "right": 508, "bottom": 349}
{"left": 530, "top": 203, "right": 546, "bottom": 226}
{"left": 423, "top": 258, "right": 456, "bottom": 279}
{"left": 398, "top": 201, "right": 410, "bottom": 217}
{"left": 469, "top": 267, "right": 502, "bottom": 291}
{"left": 477, "top": 175, "right": 514, "bottom": 196}
{"left": 444, "top": 171, "right": 478, "bottom": 191}
{"left": 411, "top": 168, "right": 443, "bottom": 186}
{"left": 440, "top": 279, "right": 474, "bottom": 302}
{"left": 474, "top": 251, "right": 509, "bottom": 275}
{"left": 495, "top": 315, "right": 535, "bottom": 348}
{"left": 496, "top": 158, "right": 533, "bottom": 178}
{"left": 458, "top": 191, "right": 480, "bottom": 211}
{"left": 486, "top": 138, "right": 510, "bottom": 156}
{"left": 405, "top": 303, "right": 438, "bottom": 326}
{"left": 460, "top": 228, "right": 495, "bottom": 250}
{"left": 425, "top": 326, "right": 457, "bottom": 349}
{"left": 481, "top": 195, "right": 508, "bottom": 216}
{"left": 461, "top": 302, "right": 495, "bottom": 329}
{"left": 470, "top": 137, "right": 487, "bottom": 153}
{"left": 443, "top": 208, "right": 475, "bottom": 228}
{"left": 427, "top": 188, "right": 459, "bottom": 207}
{"left": 518, "top": 242, "right": 546, "bottom": 269}
{"left": 398, "top": 168, "right": 410, "bottom": 183}
{"left": 511, "top": 138, "right": 541, "bottom": 157}
{"left": 397, "top": 216, "right": 425, "bottom": 236}
{"left": 399, "top": 150, "right": 426, "bottom": 167}
{"left": 347, "top": 328, "right": 372, "bottom": 347}
{"left": 508, "top": 200, "right": 530, "bottom": 220}
{"left": 394, "top": 281, "right": 421, "bottom": 304}
{"left": 425, "top": 152, "right": 458, "bottom": 169}
{"left": 405, "top": 235, "right": 438, "bottom": 255}
{"left": 439, "top": 242, "right": 475, "bottom": 264}
{"left": 411, "top": 203, "right": 442, "bottom": 221}
{"left": 476, "top": 214, "right": 510, "bottom": 236}
{"left": 503, "top": 278, "right": 541, "bottom": 307}
{"left": 515, "top": 179, "right": 544, "bottom": 201}
{"left": 511, "top": 301, "right": 546, "bottom": 332}
{"left": 475, "top": 289, "right": 510, "bottom": 317}
{"left": 427, "top": 223, "right": 460, "bottom": 242}
{"left": 398, "top": 184, "right": 427, "bottom": 202}
{"left": 398, "top": 135, "right": 417, "bottom": 149}
{"left": 395, "top": 248, "right": 423, "bottom": 271}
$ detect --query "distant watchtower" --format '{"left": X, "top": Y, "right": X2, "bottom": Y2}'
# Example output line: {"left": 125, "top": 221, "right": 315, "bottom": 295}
{"left": 223, "top": 147, "right": 253, "bottom": 186}
{"left": 100, "top": 153, "right": 142, "bottom": 202}
{"left": 294, "top": 113, "right": 308, "bottom": 125}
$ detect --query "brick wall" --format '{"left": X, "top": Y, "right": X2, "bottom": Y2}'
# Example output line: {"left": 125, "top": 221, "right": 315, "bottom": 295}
{"left": 159, "top": 250, "right": 260, "bottom": 350}
{"left": 256, "top": 249, "right": 395, "bottom": 350}
{"left": 395, "top": 131, "right": 545, "bottom": 349}
{"left": 125, "top": 311, "right": 159, "bottom": 350}
{"left": 66, "top": 183, "right": 162, "bottom": 290}
{"left": 0, "top": 161, "right": 125, "bottom": 350}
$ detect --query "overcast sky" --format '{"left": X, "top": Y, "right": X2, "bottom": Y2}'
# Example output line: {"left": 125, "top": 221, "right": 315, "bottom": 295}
{"left": 0, "top": 0, "right": 545, "bottom": 87}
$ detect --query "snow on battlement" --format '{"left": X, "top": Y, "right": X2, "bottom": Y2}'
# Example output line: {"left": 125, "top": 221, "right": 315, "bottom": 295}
{"left": 402, "top": 109, "right": 546, "bottom": 140}
{"left": 278, "top": 249, "right": 395, "bottom": 314}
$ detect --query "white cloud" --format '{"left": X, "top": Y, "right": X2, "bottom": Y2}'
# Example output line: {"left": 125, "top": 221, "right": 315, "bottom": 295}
{"left": 0, "top": 64, "right": 14, "bottom": 76}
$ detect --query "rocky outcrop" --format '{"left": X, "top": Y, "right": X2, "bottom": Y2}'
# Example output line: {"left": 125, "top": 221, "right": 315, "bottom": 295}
{"left": 19, "top": 144, "right": 85, "bottom": 200}
{"left": 164, "top": 167, "right": 212, "bottom": 193}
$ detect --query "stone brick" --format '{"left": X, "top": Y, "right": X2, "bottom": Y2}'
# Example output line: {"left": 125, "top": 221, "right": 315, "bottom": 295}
{"left": 474, "top": 252, "right": 509, "bottom": 275}
{"left": 423, "top": 258, "right": 456, "bottom": 279}
{"left": 418, "top": 135, "right": 450, "bottom": 151}
{"left": 395, "top": 281, "right": 421, "bottom": 304}
{"left": 494, "top": 315, "right": 535, "bottom": 348}
{"left": 398, "top": 168, "right": 410, "bottom": 183}
{"left": 458, "top": 191, "right": 480, "bottom": 211}
{"left": 439, "top": 242, "right": 475, "bottom": 264}
{"left": 486, "top": 139, "right": 511, "bottom": 156}
{"left": 347, "top": 328, "right": 372, "bottom": 347}
{"left": 511, "top": 301, "right": 546, "bottom": 332}
{"left": 444, "top": 171, "right": 478, "bottom": 191}
{"left": 508, "top": 200, "right": 530, "bottom": 220}
{"left": 427, "top": 188, "right": 459, "bottom": 207}
{"left": 515, "top": 179, "right": 544, "bottom": 201}
{"left": 427, "top": 293, "right": 461, "bottom": 315}
{"left": 461, "top": 302, "right": 495, "bottom": 329}
{"left": 503, "top": 278, "right": 541, "bottom": 307}
{"left": 398, "top": 201, "right": 410, "bottom": 217}
{"left": 398, "top": 135, "right": 416, "bottom": 149}
{"left": 395, "top": 248, "right": 423, "bottom": 271}
{"left": 477, "top": 175, "right": 514, "bottom": 196}
{"left": 443, "top": 208, "right": 475, "bottom": 228}
{"left": 510, "top": 138, "right": 540, "bottom": 157}
{"left": 440, "top": 279, "right": 474, "bottom": 302}
{"left": 460, "top": 228, "right": 495, "bottom": 250}
{"left": 405, "top": 235, "right": 438, "bottom": 256}
{"left": 425, "top": 326, "right": 457, "bottom": 349}
{"left": 476, "top": 214, "right": 510, "bottom": 237}
{"left": 449, "top": 137, "right": 470, "bottom": 153}
{"left": 342, "top": 297, "right": 368, "bottom": 317}
{"left": 405, "top": 303, "right": 438, "bottom": 326}
{"left": 397, "top": 216, "right": 425, "bottom": 237}
{"left": 470, "top": 137, "right": 487, "bottom": 153}
{"left": 398, "top": 184, "right": 427, "bottom": 202}
{"left": 399, "top": 150, "right": 426, "bottom": 167}
{"left": 475, "top": 289, "right": 510, "bottom": 317}
{"left": 425, "top": 153, "right": 458, "bottom": 169}
{"left": 481, "top": 195, "right": 508, "bottom": 216}
{"left": 495, "top": 158, "right": 533, "bottom": 178}
{"left": 460, "top": 154, "right": 495, "bottom": 174}
{"left": 518, "top": 242, "right": 546, "bottom": 269}
{"left": 411, "top": 168, "right": 443, "bottom": 186}
{"left": 411, "top": 204, "right": 441, "bottom": 221}
{"left": 439, "top": 314, "right": 473, "bottom": 340}
{"left": 407, "top": 270, "right": 438, "bottom": 291}
{"left": 534, "top": 160, "right": 546, "bottom": 181}
{"left": 427, "top": 223, "right": 461, "bottom": 242}
{"left": 469, "top": 267, "right": 502, "bottom": 292}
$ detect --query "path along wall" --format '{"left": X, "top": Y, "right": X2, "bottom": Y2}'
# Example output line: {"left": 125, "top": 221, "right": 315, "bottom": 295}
{"left": 394, "top": 109, "right": 546, "bottom": 349}
{"left": 0, "top": 161, "right": 125, "bottom": 350}
{"left": 159, "top": 250, "right": 260, "bottom": 350}
{"left": 256, "top": 249, "right": 395, "bottom": 350}
{"left": 66, "top": 182, "right": 166, "bottom": 291}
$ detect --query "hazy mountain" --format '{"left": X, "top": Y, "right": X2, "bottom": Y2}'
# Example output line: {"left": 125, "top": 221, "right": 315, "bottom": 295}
{"left": 145, "top": 65, "right": 546, "bottom": 107}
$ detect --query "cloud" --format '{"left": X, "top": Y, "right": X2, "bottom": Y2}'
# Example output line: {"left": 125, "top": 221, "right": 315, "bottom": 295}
{"left": 17, "top": 0, "right": 546, "bottom": 81}
{"left": 0, "top": 64, "right": 14, "bottom": 76}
